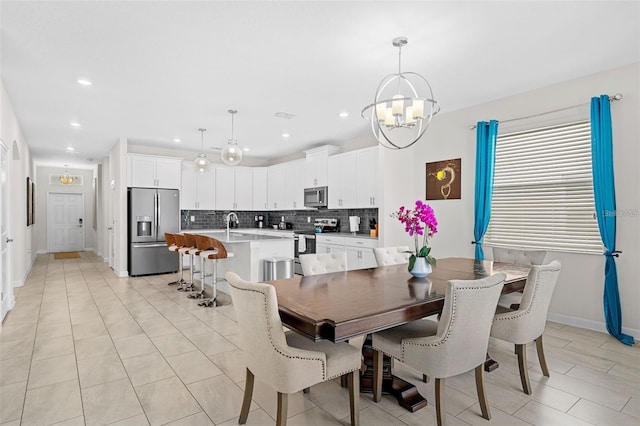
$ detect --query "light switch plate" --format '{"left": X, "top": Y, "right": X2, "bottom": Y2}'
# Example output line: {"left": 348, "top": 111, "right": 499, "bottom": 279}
{"left": 190, "top": 216, "right": 195, "bottom": 222}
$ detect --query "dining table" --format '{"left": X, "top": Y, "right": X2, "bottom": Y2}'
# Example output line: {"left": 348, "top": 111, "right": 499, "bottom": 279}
{"left": 266, "top": 257, "right": 531, "bottom": 412}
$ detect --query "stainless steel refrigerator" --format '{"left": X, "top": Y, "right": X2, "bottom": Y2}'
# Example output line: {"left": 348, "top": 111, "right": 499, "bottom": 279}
{"left": 128, "top": 187, "right": 180, "bottom": 276}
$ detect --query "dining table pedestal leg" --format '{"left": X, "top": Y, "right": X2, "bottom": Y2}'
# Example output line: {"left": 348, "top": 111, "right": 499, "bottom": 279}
{"left": 360, "top": 335, "right": 428, "bottom": 412}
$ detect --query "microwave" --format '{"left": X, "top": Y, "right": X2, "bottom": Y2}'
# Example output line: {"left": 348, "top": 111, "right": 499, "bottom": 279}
{"left": 304, "top": 186, "right": 328, "bottom": 208}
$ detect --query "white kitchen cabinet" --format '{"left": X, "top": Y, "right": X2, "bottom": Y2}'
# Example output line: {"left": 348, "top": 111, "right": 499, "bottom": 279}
{"left": 267, "top": 165, "right": 286, "bottom": 210}
{"left": 180, "top": 162, "right": 215, "bottom": 210}
{"left": 215, "top": 166, "right": 253, "bottom": 210}
{"left": 286, "top": 160, "right": 306, "bottom": 210}
{"left": 356, "top": 146, "right": 378, "bottom": 208}
{"left": 128, "top": 154, "right": 181, "bottom": 189}
{"left": 234, "top": 167, "right": 253, "bottom": 210}
{"left": 252, "top": 167, "right": 268, "bottom": 210}
{"left": 328, "top": 151, "right": 357, "bottom": 209}
{"left": 304, "top": 145, "right": 340, "bottom": 188}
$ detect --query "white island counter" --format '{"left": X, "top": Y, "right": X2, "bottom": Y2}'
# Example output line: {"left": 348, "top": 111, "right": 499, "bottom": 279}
{"left": 180, "top": 229, "right": 294, "bottom": 292}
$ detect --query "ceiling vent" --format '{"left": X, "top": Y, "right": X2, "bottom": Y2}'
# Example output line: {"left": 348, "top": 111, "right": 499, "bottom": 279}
{"left": 274, "top": 112, "right": 296, "bottom": 119}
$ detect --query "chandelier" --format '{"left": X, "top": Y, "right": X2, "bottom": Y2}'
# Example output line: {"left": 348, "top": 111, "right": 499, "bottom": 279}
{"left": 59, "top": 165, "right": 73, "bottom": 184}
{"left": 361, "top": 36, "right": 440, "bottom": 150}
{"left": 194, "top": 128, "right": 210, "bottom": 173}
{"left": 221, "top": 109, "right": 243, "bottom": 166}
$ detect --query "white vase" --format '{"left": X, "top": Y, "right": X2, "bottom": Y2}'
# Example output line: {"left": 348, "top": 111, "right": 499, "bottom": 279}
{"left": 410, "top": 257, "right": 432, "bottom": 278}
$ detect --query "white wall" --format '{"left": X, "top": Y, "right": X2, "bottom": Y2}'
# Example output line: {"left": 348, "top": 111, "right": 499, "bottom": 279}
{"left": 1, "top": 81, "right": 35, "bottom": 292}
{"left": 382, "top": 63, "right": 639, "bottom": 336}
{"left": 34, "top": 166, "right": 98, "bottom": 253}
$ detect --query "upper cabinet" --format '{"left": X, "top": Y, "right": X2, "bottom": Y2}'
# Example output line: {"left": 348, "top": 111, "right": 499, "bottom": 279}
{"left": 328, "top": 151, "right": 357, "bottom": 209}
{"left": 304, "top": 145, "right": 340, "bottom": 188}
{"left": 252, "top": 167, "right": 268, "bottom": 211}
{"left": 356, "top": 147, "right": 378, "bottom": 207}
{"left": 215, "top": 166, "right": 253, "bottom": 210}
{"left": 327, "top": 146, "right": 378, "bottom": 209}
{"left": 180, "top": 161, "right": 215, "bottom": 210}
{"left": 267, "top": 165, "right": 286, "bottom": 210}
{"left": 128, "top": 154, "right": 181, "bottom": 189}
{"left": 286, "top": 160, "right": 306, "bottom": 210}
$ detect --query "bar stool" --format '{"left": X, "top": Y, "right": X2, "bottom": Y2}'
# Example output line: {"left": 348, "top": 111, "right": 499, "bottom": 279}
{"left": 164, "top": 233, "right": 184, "bottom": 286}
{"left": 175, "top": 233, "right": 198, "bottom": 292}
{"left": 194, "top": 235, "right": 234, "bottom": 308}
{"left": 172, "top": 234, "right": 190, "bottom": 289}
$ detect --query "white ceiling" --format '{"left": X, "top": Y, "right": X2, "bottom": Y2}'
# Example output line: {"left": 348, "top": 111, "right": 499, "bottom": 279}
{"left": 2, "top": 1, "right": 638, "bottom": 169}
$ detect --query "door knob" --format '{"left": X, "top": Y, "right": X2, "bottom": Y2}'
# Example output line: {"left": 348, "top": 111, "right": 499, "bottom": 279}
{"left": 6, "top": 238, "right": 13, "bottom": 243}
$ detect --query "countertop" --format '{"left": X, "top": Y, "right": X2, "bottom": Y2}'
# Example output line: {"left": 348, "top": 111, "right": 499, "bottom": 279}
{"left": 181, "top": 228, "right": 378, "bottom": 240}
{"left": 180, "top": 229, "right": 293, "bottom": 243}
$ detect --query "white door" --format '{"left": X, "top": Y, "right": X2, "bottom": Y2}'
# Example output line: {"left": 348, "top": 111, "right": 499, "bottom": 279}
{"left": 47, "top": 192, "right": 84, "bottom": 252}
{"left": 1, "top": 142, "right": 11, "bottom": 321}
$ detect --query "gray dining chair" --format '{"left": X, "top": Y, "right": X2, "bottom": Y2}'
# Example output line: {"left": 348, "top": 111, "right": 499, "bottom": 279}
{"left": 490, "top": 261, "right": 562, "bottom": 395}
{"left": 373, "top": 246, "right": 411, "bottom": 266}
{"left": 225, "top": 272, "right": 361, "bottom": 426}
{"left": 371, "top": 273, "right": 506, "bottom": 426}
{"left": 492, "top": 247, "right": 548, "bottom": 310}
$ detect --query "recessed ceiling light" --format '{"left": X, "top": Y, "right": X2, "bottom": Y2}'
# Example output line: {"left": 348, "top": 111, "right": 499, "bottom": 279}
{"left": 173, "top": 138, "right": 181, "bottom": 143}
{"left": 275, "top": 112, "right": 296, "bottom": 119}
{"left": 77, "top": 78, "right": 92, "bottom": 86}
{"left": 339, "top": 111, "right": 349, "bottom": 118}
{"left": 66, "top": 146, "right": 75, "bottom": 152}
{"left": 70, "top": 122, "right": 81, "bottom": 127}
{"left": 282, "top": 132, "right": 290, "bottom": 139}
{"left": 242, "top": 147, "right": 250, "bottom": 152}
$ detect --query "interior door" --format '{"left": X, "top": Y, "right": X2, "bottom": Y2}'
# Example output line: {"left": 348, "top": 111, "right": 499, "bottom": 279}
{"left": 1, "top": 142, "right": 10, "bottom": 321}
{"left": 47, "top": 192, "right": 84, "bottom": 252}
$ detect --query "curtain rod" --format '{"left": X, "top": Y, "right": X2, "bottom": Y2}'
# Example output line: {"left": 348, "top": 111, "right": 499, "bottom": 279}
{"left": 469, "top": 93, "right": 623, "bottom": 130}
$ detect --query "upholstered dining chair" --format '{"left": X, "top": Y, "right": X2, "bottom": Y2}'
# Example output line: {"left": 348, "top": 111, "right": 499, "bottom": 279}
{"left": 373, "top": 246, "right": 411, "bottom": 266}
{"left": 225, "top": 272, "right": 361, "bottom": 426}
{"left": 299, "top": 252, "right": 347, "bottom": 276}
{"left": 490, "top": 260, "right": 562, "bottom": 395}
{"left": 492, "top": 247, "right": 548, "bottom": 310}
{"left": 371, "top": 273, "right": 506, "bottom": 426}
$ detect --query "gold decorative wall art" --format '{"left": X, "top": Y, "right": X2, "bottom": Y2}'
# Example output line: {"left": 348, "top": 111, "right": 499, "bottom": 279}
{"left": 426, "top": 158, "right": 461, "bottom": 200}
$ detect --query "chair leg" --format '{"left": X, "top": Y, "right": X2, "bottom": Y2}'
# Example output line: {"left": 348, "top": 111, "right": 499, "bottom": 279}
{"left": 348, "top": 370, "right": 360, "bottom": 426}
{"left": 239, "top": 368, "right": 254, "bottom": 424}
{"left": 276, "top": 392, "right": 288, "bottom": 426}
{"left": 435, "top": 378, "right": 445, "bottom": 426}
{"left": 515, "top": 343, "right": 532, "bottom": 395}
{"left": 372, "top": 349, "right": 383, "bottom": 402}
{"left": 474, "top": 365, "right": 491, "bottom": 420}
{"left": 535, "top": 336, "right": 550, "bottom": 377}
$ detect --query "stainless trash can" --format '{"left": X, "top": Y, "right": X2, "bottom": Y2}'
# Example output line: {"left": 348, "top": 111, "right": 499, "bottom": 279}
{"left": 263, "top": 257, "right": 294, "bottom": 281}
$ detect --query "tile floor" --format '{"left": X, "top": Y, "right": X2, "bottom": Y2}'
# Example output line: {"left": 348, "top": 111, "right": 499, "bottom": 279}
{"left": 1, "top": 252, "right": 638, "bottom": 425}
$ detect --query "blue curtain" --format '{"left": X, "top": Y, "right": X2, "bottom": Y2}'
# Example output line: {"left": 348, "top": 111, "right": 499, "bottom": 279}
{"left": 473, "top": 120, "right": 499, "bottom": 260}
{"left": 590, "top": 95, "right": 634, "bottom": 346}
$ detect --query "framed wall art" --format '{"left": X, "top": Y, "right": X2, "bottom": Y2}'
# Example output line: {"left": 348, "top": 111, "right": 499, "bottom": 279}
{"left": 426, "top": 158, "right": 461, "bottom": 200}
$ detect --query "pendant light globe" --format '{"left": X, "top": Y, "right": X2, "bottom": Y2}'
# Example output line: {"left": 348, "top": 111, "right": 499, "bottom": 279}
{"left": 194, "top": 128, "right": 210, "bottom": 173}
{"left": 221, "top": 110, "right": 243, "bottom": 166}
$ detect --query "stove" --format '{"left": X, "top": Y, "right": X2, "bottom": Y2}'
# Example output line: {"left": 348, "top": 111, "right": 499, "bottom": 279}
{"left": 293, "top": 218, "right": 340, "bottom": 275}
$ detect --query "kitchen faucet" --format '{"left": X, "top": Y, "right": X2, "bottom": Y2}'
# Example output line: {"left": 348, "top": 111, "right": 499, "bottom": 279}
{"left": 226, "top": 212, "right": 238, "bottom": 238}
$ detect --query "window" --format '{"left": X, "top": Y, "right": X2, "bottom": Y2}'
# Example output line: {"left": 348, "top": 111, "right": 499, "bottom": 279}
{"left": 485, "top": 120, "right": 603, "bottom": 253}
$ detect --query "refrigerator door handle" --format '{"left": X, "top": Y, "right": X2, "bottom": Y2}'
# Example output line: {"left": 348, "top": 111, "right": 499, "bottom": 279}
{"left": 156, "top": 191, "right": 161, "bottom": 239}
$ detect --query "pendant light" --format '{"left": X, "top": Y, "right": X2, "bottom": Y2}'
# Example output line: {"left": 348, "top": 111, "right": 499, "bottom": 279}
{"left": 221, "top": 109, "right": 243, "bottom": 166}
{"left": 59, "top": 165, "right": 73, "bottom": 184}
{"left": 361, "top": 36, "right": 440, "bottom": 150}
{"left": 194, "top": 128, "right": 210, "bottom": 173}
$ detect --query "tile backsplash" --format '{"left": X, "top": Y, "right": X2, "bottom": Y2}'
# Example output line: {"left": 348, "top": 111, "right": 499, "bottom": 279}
{"left": 180, "top": 208, "right": 378, "bottom": 235}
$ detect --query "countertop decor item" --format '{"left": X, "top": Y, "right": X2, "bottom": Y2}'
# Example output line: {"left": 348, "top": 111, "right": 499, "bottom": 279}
{"left": 391, "top": 200, "right": 438, "bottom": 277}
{"left": 194, "top": 128, "right": 210, "bottom": 173}
{"left": 361, "top": 36, "right": 440, "bottom": 150}
{"left": 221, "top": 109, "right": 243, "bottom": 166}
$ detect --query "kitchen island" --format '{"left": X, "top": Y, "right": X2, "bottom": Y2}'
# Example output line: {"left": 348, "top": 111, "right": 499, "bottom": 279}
{"left": 180, "top": 229, "right": 294, "bottom": 293}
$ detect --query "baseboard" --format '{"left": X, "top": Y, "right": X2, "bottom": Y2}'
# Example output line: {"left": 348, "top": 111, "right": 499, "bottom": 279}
{"left": 1, "top": 294, "right": 15, "bottom": 322}
{"left": 547, "top": 312, "right": 639, "bottom": 340}
{"left": 115, "top": 270, "right": 128, "bottom": 278}
{"left": 37, "top": 249, "right": 48, "bottom": 254}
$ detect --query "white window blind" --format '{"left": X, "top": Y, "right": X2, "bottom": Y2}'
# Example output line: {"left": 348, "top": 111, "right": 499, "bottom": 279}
{"left": 485, "top": 120, "right": 603, "bottom": 253}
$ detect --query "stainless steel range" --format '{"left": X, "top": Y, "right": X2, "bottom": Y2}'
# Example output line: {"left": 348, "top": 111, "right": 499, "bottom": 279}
{"left": 293, "top": 218, "right": 340, "bottom": 275}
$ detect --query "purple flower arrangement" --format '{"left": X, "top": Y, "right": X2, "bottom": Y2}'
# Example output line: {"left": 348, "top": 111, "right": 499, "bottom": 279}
{"left": 391, "top": 200, "right": 438, "bottom": 269}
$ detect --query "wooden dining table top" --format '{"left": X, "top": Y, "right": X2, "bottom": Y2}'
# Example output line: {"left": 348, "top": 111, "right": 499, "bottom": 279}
{"left": 267, "top": 257, "right": 531, "bottom": 343}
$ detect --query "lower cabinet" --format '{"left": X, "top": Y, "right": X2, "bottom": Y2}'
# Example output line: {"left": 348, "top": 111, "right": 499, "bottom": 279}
{"left": 316, "top": 235, "right": 378, "bottom": 270}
